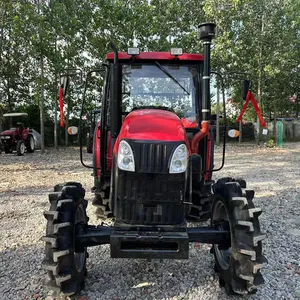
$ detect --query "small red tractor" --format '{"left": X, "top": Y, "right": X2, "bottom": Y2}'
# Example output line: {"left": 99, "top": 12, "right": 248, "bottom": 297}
{"left": 42, "top": 23, "right": 267, "bottom": 297}
{"left": 0, "top": 112, "right": 35, "bottom": 155}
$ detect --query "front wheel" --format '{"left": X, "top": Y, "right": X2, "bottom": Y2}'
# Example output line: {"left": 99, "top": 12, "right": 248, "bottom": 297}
{"left": 42, "top": 182, "right": 89, "bottom": 296}
{"left": 211, "top": 180, "right": 267, "bottom": 295}
{"left": 16, "top": 140, "right": 26, "bottom": 156}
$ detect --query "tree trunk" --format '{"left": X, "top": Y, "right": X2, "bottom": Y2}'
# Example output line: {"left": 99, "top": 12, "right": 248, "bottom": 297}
{"left": 256, "top": 2, "right": 265, "bottom": 145}
{"left": 40, "top": 55, "right": 45, "bottom": 153}
{"left": 65, "top": 94, "right": 69, "bottom": 147}
{"left": 54, "top": 81, "right": 58, "bottom": 150}
{"left": 38, "top": 0, "right": 45, "bottom": 153}
{"left": 239, "top": 98, "right": 243, "bottom": 144}
{"left": 216, "top": 82, "right": 220, "bottom": 146}
{"left": 273, "top": 105, "right": 277, "bottom": 144}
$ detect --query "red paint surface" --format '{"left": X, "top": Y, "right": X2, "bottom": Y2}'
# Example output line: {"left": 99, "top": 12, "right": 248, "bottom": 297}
{"left": 236, "top": 90, "right": 266, "bottom": 127}
{"left": 0, "top": 128, "right": 29, "bottom": 142}
{"left": 94, "top": 123, "right": 113, "bottom": 179}
{"left": 59, "top": 86, "right": 64, "bottom": 127}
{"left": 181, "top": 118, "right": 198, "bottom": 128}
{"left": 113, "top": 109, "right": 190, "bottom": 153}
{"left": 0, "top": 129, "right": 15, "bottom": 135}
{"left": 94, "top": 122, "right": 101, "bottom": 178}
{"left": 106, "top": 52, "right": 203, "bottom": 62}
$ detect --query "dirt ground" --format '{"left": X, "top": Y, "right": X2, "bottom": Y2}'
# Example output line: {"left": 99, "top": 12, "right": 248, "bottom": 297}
{"left": 0, "top": 143, "right": 299, "bottom": 300}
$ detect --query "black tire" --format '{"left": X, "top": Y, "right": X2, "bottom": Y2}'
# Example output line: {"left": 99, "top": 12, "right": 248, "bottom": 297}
{"left": 211, "top": 180, "right": 267, "bottom": 295}
{"left": 4, "top": 148, "right": 12, "bottom": 154}
{"left": 16, "top": 140, "right": 26, "bottom": 156}
{"left": 42, "top": 183, "right": 89, "bottom": 296}
{"left": 26, "top": 135, "right": 35, "bottom": 153}
{"left": 92, "top": 187, "right": 113, "bottom": 220}
{"left": 86, "top": 136, "right": 93, "bottom": 154}
{"left": 187, "top": 190, "right": 212, "bottom": 222}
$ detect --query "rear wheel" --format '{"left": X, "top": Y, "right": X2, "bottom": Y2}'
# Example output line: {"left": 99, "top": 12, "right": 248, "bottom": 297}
{"left": 211, "top": 180, "right": 267, "bottom": 295}
{"left": 41, "top": 182, "right": 89, "bottom": 296}
{"left": 16, "top": 140, "right": 25, "bottom": 156}
{"left": 92, "top": 186, "right": 114, "bottom": 221}
{"left": 26, "top": 135, "right": 35, "bottom": 153}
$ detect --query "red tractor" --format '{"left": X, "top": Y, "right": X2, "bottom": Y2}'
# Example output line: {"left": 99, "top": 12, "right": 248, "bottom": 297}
{"left": 0, "top": 112, "right": 35, "bottom": 155}
{"left": 42, "top": 23, "right": 267, "bottom": 297}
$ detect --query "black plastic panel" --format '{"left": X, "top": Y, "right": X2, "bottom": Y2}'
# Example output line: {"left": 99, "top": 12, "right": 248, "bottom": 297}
{"left": 110, "top": 231, "right": 189, "bottom": 259}
{"left": 116, "top": 171, "right": 185, "bottom": 225}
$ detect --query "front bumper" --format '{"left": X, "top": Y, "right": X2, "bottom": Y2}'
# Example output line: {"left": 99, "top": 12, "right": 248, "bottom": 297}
{"left": 76, "top": 225, "right": 229, "bottom": 259}
{"left": 110, "top": 230, "right": 189, "bottom": 259}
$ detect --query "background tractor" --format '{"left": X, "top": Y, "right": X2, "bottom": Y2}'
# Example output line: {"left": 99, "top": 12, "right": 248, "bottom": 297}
{"left": 0, "top": 112, "right": 35, "bottom": 155}
{"left": 42, "top": 23, "right": 267, "bottom": 297}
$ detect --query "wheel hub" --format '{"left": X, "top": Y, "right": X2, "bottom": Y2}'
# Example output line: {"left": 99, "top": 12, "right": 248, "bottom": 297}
{"left": 20, "top": 143, "right": 25, "bottom": 154}
{"left": 212, "top": 200, "right": 232, "bottom": 270}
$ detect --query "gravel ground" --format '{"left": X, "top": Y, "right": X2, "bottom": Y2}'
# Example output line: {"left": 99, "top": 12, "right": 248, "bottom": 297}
{"left": 0, "top": 143, "right": 300, "bottom": 300}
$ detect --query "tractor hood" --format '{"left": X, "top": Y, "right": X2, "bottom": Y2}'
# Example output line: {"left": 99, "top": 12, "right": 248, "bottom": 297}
{"left": 114, "top": 109, "right": 190, "bottom": 153}
{"left": 0, "top": 129, "right": 15, "bottom": 136}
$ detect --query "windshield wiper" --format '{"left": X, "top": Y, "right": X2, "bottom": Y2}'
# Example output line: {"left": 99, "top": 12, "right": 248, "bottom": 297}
{"left": 154, "top": 61, "right": 190, "bottom": 95}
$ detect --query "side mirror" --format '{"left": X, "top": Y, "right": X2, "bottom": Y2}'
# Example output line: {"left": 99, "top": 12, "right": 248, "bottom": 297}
{"left": 242, "top": 80, "right": 250, "bottom": 100}
{"left": 68, "top": 126, "right": 78, "bottom": 135}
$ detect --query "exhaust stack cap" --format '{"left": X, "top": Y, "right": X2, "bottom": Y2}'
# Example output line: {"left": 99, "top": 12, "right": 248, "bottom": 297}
{"left": 198, "top": 23, "right": 216, "bottom": 41}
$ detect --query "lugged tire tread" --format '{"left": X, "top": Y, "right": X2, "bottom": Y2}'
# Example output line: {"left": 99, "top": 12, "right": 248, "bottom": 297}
{"left": 42, "top": 182, "right": 88, "bottom": 296}
{"left": 41, "top": 236, "right": 58, "bottom": 248}
{"left": 212, "top": 178, "right": 267, "bottom": 295}
{"left": 44, "top": 210, "right": 59, "bottom": 221}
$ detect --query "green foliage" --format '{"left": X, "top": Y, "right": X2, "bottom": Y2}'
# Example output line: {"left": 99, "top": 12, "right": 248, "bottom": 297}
{"left": 1, "top": 0, "right": 300, "bottom": 145}
{"left": 267, "top": 136, "right": 276, "bottom": 148}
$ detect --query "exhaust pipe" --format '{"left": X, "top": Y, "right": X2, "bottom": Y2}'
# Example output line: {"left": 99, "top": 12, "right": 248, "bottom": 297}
{"left": 191, "top": 22, "right": 216, "bottom": 153}
{"left": 110, "top": 42, "right": 122, "bottom": 139}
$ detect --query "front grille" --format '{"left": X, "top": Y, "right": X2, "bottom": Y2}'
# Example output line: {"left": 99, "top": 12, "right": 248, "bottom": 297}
{"left": 116, "top": 171, "right": 185, "bottom": 225}
{"left": 0, "top": 136, "right": 11, "bottom": 144}
{"left": 127, "top": 140, "right": 181, "bottom": 174}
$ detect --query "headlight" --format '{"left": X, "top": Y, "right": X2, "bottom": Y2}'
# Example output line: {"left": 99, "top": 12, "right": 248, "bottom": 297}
{"left": 169, "top": 144, "right": 188, "bottom": 174}
{"left": 0, "top": 136, "right": 10, "bottom": 139}
{"left": 117, "top": 140, "right": 135, "bottom": 172}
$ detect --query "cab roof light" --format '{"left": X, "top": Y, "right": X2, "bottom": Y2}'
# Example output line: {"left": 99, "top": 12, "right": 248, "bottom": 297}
{"left": 127, "top": 47, "right": 140, "bottom": 55}
{"left": 170, "top": 48, "right": 183, "bottom": 56}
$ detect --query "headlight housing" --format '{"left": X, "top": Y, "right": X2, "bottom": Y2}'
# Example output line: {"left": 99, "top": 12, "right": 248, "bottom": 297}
{"left": 169, "top": 144, "right": 188, "bottom": 174}
{"left": 117, "top": 140, "right": 135, "bottom": 172}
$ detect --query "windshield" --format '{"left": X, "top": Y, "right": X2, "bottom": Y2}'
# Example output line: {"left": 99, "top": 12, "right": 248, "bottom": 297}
{"left": 122, "top": 64, "right": 198, "bottom": 119}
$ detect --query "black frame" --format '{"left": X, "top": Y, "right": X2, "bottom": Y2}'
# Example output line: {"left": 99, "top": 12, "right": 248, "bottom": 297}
{"left": 76, "top": 224, "right": 229, "bottom": 259}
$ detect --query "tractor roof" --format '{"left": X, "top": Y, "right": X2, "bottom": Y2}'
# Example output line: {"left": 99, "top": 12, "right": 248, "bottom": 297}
{"left": 3, "top": 113, "right": 28, "bottom": 117}
{"left": 106, "top": 52, "right": 203, "bottom": 62}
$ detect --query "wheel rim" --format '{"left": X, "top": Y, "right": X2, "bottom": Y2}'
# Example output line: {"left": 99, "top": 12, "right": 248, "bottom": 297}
{"left": 20, "top": 143, "right": 25, "bottom": 154}
{"left": 30, "top": 137, "right": 34, "bottom": 150}
{"left": 212, "top": 199, "right": 231, "bottom": 270}
{"left": 74, "top": 204, "right": 86, "bottom": 273}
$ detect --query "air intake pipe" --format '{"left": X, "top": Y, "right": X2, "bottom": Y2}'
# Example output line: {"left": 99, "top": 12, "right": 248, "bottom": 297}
{"left": 191, "top": 22, "right": 216, "bottom": 153}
